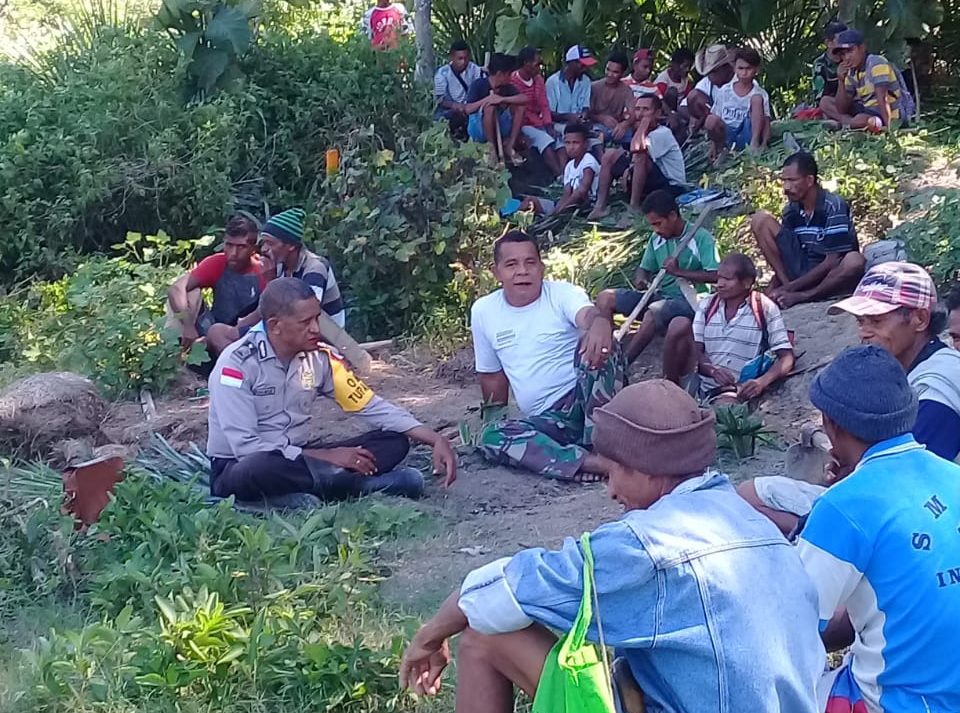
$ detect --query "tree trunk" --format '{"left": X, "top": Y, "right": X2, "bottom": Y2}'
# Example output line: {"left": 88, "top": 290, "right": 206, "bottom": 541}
{"left": 413, "top": 0, "right": 435, "bottom": 84}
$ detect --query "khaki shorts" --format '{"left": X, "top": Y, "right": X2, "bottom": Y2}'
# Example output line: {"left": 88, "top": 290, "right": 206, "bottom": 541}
{"left": 753, "top": 476, "right": 826, "bottom": 517}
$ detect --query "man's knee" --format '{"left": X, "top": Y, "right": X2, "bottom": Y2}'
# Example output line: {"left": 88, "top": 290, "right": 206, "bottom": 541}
{"left": 596, "top": 289, "right": 617, "bottom": 313}
{"left": 665, "top": 316, "right": 692, "bottom": 341}
{"left": 750, "top": 210, "right": 778, "bottom": 239}
{"left": 839, "top": 250, "right": 866, "bottom": 276}
{"left": 206, "top": 323, "right": 239, "bottom": 353}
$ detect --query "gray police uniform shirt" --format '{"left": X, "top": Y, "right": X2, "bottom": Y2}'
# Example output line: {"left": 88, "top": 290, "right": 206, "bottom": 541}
{"left": 207, "top": 329, "right": 421, "bottom": 461}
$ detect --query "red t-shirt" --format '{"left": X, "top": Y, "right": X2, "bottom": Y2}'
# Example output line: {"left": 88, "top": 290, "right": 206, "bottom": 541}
{"left": 189, "top": 253, "right": 265, "bottom": 289}
{"left": 511, "top": 71, "right": 553, "bottom": 129}
{"left": 365, "top": 4, "right": 406, "bottom": 49}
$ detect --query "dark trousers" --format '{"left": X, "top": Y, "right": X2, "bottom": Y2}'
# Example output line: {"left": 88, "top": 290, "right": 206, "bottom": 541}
{"left": 210, "top": 431, "right": 421, "bottom": 502}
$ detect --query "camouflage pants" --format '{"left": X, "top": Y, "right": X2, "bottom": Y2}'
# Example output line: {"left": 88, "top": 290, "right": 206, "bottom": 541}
{"left": 479, "top": 343, "right": 628, "bottom": 480}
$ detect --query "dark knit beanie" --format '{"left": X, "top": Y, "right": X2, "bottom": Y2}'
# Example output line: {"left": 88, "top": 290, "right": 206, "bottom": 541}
{"left": 809, "top": 345, "right": 917, "bottom": 443}
{"left": 262, "top": 208, "right": 306, "bottom": 245}
{"left": 593, "top": 380, "right": 716, "bottom": 477}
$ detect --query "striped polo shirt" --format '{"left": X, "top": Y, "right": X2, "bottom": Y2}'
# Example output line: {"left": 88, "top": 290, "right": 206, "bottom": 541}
{"left": 692, "top": 292, "right": 791, "bottom": 391}
{"left": 286, "top": 248, "right": 346, "bottom": 327}
{"left": 780, "top": 189, "right": 858, "bottom": 265}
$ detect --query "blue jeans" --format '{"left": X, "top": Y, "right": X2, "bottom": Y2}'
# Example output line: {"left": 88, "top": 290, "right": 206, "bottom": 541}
{"left": 468, "top": 109, "right": 512, "bottom": 143}
{"left": 725, "top": 116, "right": 754, "bottom": 149}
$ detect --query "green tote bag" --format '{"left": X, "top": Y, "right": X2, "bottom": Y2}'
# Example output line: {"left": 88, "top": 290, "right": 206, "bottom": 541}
{"left": 531, "top": 532, "right": 616, "bottom": 713}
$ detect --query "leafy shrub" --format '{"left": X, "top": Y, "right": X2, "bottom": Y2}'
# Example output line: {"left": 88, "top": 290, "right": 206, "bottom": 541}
{"left": 893, "top": 188, "right": 960, "bottom": 287}
{"left": 313, "top": 123, "right": 509, "bottom": 340}
{"left": 11, "top": 472, "right": 423, "bottom": 712}
{"left": 0, "top": 232, "right": 209, "bottom": 397}
{"left": 0, "top": 29, "right": 238, "bottom": 279}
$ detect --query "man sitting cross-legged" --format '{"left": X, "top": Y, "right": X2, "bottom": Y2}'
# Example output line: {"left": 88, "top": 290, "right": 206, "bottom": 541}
{"left": 597, "top": 190, "right": 719, "bottom": 363}
{"left": 472, "top": 231, "right": 625, "bottom": 481}
{"left": 400, "top": 380, "right": 825, "bottom": 713}
{"left": 207, "top": 277, "right": 456, "bottom": 505}
{"left": 665, "top": 253, "right": 795, "bottom": 404}
{"left": 751, "top": 151, "right": 865, "bottom": 309}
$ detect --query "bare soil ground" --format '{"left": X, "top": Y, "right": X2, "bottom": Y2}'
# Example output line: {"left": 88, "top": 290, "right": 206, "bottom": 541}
{"left": 98, "top": 300, "right": 859, "bottom": 613}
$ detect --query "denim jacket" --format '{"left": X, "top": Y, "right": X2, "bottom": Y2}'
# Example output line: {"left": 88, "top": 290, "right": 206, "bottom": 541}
{"left": 459, "top": 473, "right": 825, "bottom": 713}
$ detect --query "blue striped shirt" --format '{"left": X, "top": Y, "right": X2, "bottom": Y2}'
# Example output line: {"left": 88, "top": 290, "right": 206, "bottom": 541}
{"left": 780, "top": 189, "right": 858, "bottom": 263}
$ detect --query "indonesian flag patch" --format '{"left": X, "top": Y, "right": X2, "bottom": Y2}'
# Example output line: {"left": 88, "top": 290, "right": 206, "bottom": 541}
{"left": 220, "top": 367, "right": 244, "bottom": 389}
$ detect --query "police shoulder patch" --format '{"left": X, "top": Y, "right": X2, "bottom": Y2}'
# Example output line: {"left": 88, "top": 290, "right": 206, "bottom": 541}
{"left": 231, "top": 340, "right": 257, "bottom": 364}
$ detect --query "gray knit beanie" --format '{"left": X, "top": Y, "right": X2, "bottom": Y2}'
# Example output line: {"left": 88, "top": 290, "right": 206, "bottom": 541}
{"left": 593, "top": 380, "right": 716, "bottom": 477}
{"left": 809, "top": 345, "right": 917, "bottom": 443}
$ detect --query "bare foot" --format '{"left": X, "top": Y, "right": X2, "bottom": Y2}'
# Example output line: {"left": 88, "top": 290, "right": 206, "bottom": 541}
{"left": 587, "top": 206, "right": 610, "bottom": 221}
{"left": 778, "top": 290, "right": 808, "bottom": 309}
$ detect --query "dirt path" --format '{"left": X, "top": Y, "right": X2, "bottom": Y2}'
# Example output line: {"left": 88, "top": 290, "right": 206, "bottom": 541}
{"left": 100, "top": 300, "right": 859, "bottom": 614}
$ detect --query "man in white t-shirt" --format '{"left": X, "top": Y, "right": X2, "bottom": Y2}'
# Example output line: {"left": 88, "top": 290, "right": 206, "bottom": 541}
{"left": 472, "top": 231, "right": 625, "bottom": 480}
{"left": 588, "top": 94, "right": 686, "bottom": 221}
{"left": 706, "top": 48, "right": 771, "bottom": 157}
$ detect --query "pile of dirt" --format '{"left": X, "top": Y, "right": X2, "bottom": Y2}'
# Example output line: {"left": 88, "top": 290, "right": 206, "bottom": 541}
{"left": 432, "top": 346, "right": 476, "bottom": 385}
{"left": 0, "top": 372, "right": 106, "bottom": 456}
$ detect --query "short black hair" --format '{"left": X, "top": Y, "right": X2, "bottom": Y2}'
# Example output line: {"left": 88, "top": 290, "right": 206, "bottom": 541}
{"left": 260, "top": 277, "right": 315, "bottom": 320}
{"left": 735, "top": 47, "right": 762, "bottom": 67}
{"left": 824, "top": 21, "right": 847, "bottom": 40}
{"left": 671, "top": 47, "right": 695, "bottom": 65}
{"left": 929, "top": 306, "right": 948, "bottom": 336}
{"left": 641, "top": 189, "right": 680, "bottom": 218}
{"left": 450, "top": 39, "right": 470, "bottom": 54}
{"left": 607, "top": 51, "right": 630, "bottom": 72}
{"left": 493, "top": 230, "right": 540, "bottom": 263}
{"left": 636, "top": 93, "right": 662, "bottom": 110}
{"left": 518, "top": 46, "right": 539, "bottom": 66}
{"left": 783, "top": 151, "right": 819, "bottom": 179}
{"left": 721, "top": 252, "right": 758, "bottom": 282}
{"left": 946, "top": 285, "right": 960, "bottom": 313}
{"left": 564, "top": 123, "right": 590, "bottom": 140}
{"left": 225, "top": 213, "right": 259, "bottom": 242}
{"left": 488, "top": 52, "right": 516, "bottom": 75}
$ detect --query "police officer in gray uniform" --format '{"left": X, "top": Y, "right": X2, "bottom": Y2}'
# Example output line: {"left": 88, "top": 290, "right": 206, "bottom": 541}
{"left": 207, "top": 277, "right": 457, "bottom": 502}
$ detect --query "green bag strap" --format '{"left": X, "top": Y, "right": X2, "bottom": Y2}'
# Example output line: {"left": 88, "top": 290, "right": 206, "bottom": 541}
{"left": 558, "top": 532, "right": 598, "bottom": 664}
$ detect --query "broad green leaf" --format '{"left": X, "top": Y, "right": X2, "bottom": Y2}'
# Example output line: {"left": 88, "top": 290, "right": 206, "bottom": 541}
{"left": 175, "top": 32, "right": 201, "bottom": 59}
{"left": 494, "top": 14, "right": 525, "bottom": 54}
{"left": 190, "top": 45, "right": 231, "bottom": 93}
{"left": 205, "top": 6, "right": 252, "bottom": 56}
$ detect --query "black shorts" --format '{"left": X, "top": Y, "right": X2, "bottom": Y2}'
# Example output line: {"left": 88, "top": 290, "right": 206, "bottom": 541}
{"left": 776, "top": 232, "right": 824, "bottom": 282}
{"left": 612, "top": 153, "right": 684, "bottom": 198}
{"left": 612, "top": 290, "right": 695, "bottom": 333}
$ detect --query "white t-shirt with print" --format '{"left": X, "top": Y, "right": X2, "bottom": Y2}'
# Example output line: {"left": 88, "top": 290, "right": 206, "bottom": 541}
{"left": 645, "top": 125, "right": 686, "bottom": 186}
{"left": 471, "top": 280, "right": 591, "bottom": 416}
{"left": 563, "top": 153, "right": 600, "bottom": 199}
{"left": 711, "top": 79, "right": 771, "bottom": 127}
